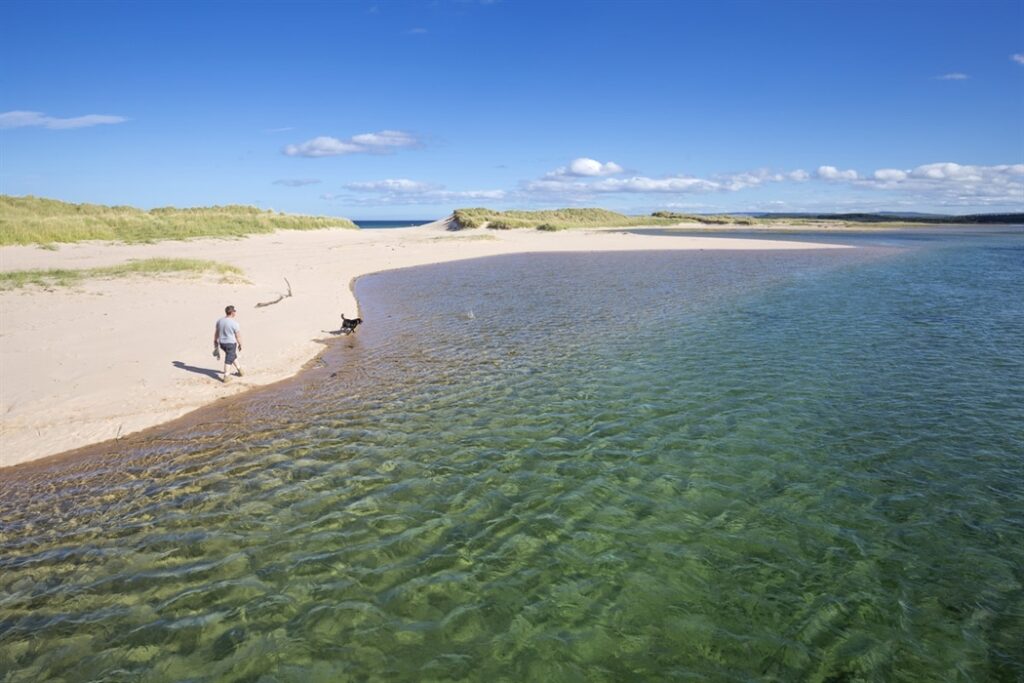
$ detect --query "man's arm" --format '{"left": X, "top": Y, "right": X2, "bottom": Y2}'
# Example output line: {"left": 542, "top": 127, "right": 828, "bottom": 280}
{"left": 213, "top": 323, "right": 219, "bottom": 348}
{"left": 235, "top": 331, "right": 242, "bottom": 352}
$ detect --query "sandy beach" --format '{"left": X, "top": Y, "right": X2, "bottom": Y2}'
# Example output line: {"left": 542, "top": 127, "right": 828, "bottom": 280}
{"left": 0, "top": 221, "right": 847, "bottom": 468}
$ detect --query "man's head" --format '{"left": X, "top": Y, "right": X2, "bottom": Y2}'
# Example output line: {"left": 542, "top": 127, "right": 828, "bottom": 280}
{"left": 225, "top": 305, "right": 236, "bottom": 316}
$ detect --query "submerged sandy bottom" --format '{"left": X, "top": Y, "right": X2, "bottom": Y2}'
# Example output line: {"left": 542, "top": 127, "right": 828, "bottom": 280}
{"left": 1, "top": 239, "right": 1021, "bottom": 680}
{"left": 0, "top": 221, "right": 846, "bottom": 467}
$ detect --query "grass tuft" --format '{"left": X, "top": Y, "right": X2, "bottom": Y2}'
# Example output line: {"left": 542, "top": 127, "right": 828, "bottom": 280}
{"left": 0, "top": 195, "right": 357, "bottom": 246}
{"left": 0, "top": 258, "right": 245, "bottom": 290}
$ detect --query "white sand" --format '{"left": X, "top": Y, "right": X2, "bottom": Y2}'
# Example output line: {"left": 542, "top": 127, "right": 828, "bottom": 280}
{"left": 0, "top": 221, "right": 847, "bottom": 468}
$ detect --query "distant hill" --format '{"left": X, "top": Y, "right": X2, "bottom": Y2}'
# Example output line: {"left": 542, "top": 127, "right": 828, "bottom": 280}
{"left": 0, "top": 195, "right": 357, "bottom": 246}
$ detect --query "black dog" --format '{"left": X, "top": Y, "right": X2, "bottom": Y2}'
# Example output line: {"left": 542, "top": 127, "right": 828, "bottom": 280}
{"left": 340, "top": 313, "right": 363, "bottom": 334}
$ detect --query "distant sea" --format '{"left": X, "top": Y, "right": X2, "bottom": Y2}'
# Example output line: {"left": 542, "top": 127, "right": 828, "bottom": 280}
{"left": 1, "top": 227, "right": 1022, "bottom": 680}
{"left": 354, "top": 219, "right": 435, "bottom": 229}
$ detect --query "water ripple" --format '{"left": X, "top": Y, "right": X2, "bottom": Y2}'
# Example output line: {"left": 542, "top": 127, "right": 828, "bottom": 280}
{"left": 2, "top": 240, "right": 1023, "bottom": 680}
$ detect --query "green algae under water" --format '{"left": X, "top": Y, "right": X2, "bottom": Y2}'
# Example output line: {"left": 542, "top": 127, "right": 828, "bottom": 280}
{"left": 1, "top": 232, "right": 1023, "bottom": 681}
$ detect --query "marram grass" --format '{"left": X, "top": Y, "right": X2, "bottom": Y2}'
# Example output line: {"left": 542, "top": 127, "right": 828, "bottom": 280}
{"left": 452, "top": 208, "right": 672, "bottom": 230}
{"left": 651, "top": 211, "right": 759, "bottom": 225}
{"left": 0, "top": 195, "right": 357, "bottom": 246}
{"left": 451, "top": 208, "right": 761, "bottom": 231}
{"left": 0, "top": 258, "right": 245, "bottom": 290}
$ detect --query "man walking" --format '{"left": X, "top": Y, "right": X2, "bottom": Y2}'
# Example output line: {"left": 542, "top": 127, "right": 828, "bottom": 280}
{"left": 214, "top": 305, "right": 243, "bottom": 382}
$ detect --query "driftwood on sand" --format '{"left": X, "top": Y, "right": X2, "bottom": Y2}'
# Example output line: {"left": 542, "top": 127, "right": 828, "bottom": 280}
{"left": 255, "top": 278, "right": 292, "bottom": 308}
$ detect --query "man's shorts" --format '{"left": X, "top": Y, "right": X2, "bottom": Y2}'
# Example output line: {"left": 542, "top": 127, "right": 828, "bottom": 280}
{"left": 219, "top": 343, "right": 237, "bottom": 364}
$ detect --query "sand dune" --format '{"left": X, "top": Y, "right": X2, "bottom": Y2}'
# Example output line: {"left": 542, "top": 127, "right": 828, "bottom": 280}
{"left": 0, "top": 221, "right": 847, "bottom": 467}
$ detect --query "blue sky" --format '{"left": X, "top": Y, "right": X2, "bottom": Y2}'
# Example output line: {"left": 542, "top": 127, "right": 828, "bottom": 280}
{"left": 2, "top": 0, "right": 1022, "bottom": 218}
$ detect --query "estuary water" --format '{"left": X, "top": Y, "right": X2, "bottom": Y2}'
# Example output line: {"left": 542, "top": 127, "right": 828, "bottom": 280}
{"left": 1, "top": 230, "right": 1023, "bottom": 681}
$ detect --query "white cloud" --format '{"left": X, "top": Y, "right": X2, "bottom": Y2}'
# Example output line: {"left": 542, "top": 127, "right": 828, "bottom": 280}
{"left": 406, "top": 27, "right": 428, "bottom": 34}
{"left": 284, "top": 136, "right": 363, "bottom": 157}
{"left": 574, "top": 158, "right": 623, "bottom": 176}
{"left": 593, "top": 175, "right": 721, "bottom": 193}
{"left": 526, "top": 165, "right": 811, "bottom": 198}
{"left": 817, "top": 165, "right": 859, "bottom": 181}
{"left": 0, "top": 110, "right": 127, "bottom": 129}
{"left": 817, "top": 161, "right": 1023, "bottom": 197}
{"left": 283, "top": 130, "right": 421, "bottom": 157}
{"left": 336, "top": 178, "right": 506, "bottom": 205}
{"left": 521, "top": 178, "right": 593, "bottom": 196}
{"left": 444, "top": 189, "right": 507, "bottom": 200}
{"left": 526, "top": 160, "right": 1021, "bottom": 208}
{"left": 717, "top": 168, "right": 789, "bottom": 191}
{"left": 937, "top": 73, "right": 969, "bottom": 80}
{"left": 853, "top": 162, "right": 1024, "bottom": 205}
{"left": 273, "top": 178, "right": 321, "bottom": 187}
{"left": 568, "top": 158, "right": 624, "bottom": 177}
{"left": 1011, "top": 54, "right": 1024, "bottom": 65}
{"left": 546, "top": 157, "right": 624, "bottom": 178}
{"left": 350, "top": 130, "right": 419, "bottom": 148}
{"left": 331, "top": 161, "right": 1023, "bottom": 211}
{"left": 264, "top": 126, "right": 295, "bottom": 133}
{"left": 908, "top": 162, "right": 986, "bottom": 181}
{"left": 346, "top": 178, "right": 436, "bottom": 192}
{"left": 872, "top": 168, "right": 908, "bottom": 182}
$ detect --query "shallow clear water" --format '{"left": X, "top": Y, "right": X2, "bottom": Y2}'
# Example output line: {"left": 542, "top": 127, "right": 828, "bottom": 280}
{"left": 2, "top": 233, "right": 1023, "bottom": 681}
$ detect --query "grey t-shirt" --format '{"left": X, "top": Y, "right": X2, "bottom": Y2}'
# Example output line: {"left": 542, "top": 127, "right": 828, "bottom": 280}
{"left": 216, "top": 317, "right": 240, "bottom": 344}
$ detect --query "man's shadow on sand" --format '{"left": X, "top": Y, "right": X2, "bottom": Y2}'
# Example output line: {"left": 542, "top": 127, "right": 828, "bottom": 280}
{"left": 172, "top": 361, "right": 222, "bottom": 381}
